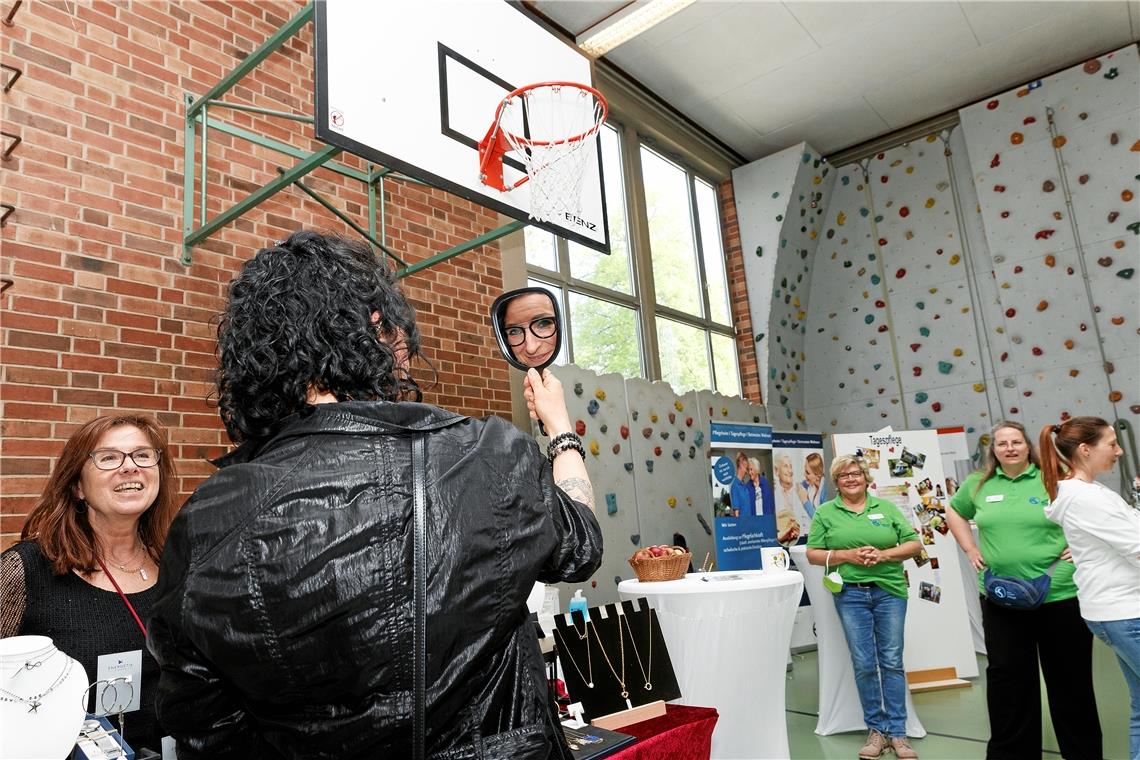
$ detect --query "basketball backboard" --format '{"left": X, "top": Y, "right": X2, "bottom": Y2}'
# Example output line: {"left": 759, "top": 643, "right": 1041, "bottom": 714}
{"left": 314, "top": 0, "right": 610, "bottom": 253}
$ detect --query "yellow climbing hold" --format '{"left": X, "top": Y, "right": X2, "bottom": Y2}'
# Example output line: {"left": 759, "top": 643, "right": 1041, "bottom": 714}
{"left": 837, "top": 212, "right": 847, "bottom": 226}
{"left": 906, "top": 166, "right": 915, "bottom": 174}
{"left": 589, "top": 440, "right": 600, "bottom": 456}
{"left": 949, "top": 254, "right": 961, "bottom": 265}
{"left": 1001, "top": 282, "right": 1011, "bottom": 289}
{"left": 668, "top": 496, "right": 677, "bottom": 508}
{"left": 953, "top": 348, "right": 964, "bottom": 357}
{"left": 925, "top": 198, "right": 936, "bottom": 209}
{"left": 674, "top": 400, "right": 684, "bottom": 411}
{"left": 595, "top": 389, "right": 606, "bottom": 401}
{"left": 650, "top": 413, "right": 658, "bottom": 423}
{"left": 813, "top": 175, "right": 822, "bottom": 185}
{"left": 810, "top": 230, "right": 817, "bottom": 239}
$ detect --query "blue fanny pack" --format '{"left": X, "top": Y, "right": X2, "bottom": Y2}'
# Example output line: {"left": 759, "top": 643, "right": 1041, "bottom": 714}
{"left": 982, "top": 557, "right": 1062, "bottom": 610}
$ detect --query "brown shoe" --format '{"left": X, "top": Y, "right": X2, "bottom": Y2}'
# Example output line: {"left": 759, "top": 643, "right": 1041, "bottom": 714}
{"left": 890, "top": 736, "right": 918, "bottom": 759}
{"left": 858, "top": 730, "right": 888, "bottom": 759}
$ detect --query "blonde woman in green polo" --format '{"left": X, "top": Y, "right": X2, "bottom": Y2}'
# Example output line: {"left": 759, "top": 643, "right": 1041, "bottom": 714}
{"left": 807, "top": 454, "right": 923, "bottom": 760}
{"left": 946, "top": 420, "right": 1101, "bottom": 760}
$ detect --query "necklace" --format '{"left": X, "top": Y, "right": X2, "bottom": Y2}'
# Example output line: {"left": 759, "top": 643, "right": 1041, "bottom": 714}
{"left": 589, "top": 620, "right": 627, "bottom": 700}
{"left": 0, "top": 657, "right": 74, "bottom": 714}
{"left": 3, "top": 644, "right": 60, "bottom": 678}
{"left": 554, "top": 628, "right": 594, "bottom": 689}
{"left": 104, "top": 544, "right": 149, "bottom": 582}
{"left": 620, "top": 612, "right": 653, "bottom": 691}
{"left": 570, "top": 611, "right": 588, "bottom": 640}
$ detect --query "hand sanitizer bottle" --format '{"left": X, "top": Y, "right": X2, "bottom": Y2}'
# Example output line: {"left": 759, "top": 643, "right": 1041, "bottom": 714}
{"left": 568, "top": 589, "right": 589, "bottom": 623}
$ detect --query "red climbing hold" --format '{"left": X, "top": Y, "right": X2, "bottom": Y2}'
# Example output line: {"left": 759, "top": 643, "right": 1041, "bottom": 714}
{"left": 986, "top": 99, "right": 999, "bottom": 110}
{"left": 1005, "top": 308, "right": 1016, "bottom": 318}
{"left": 895, "top": 268, "right": 907, "bottom": 278}
{"left": 990, "top": 154, "right": 1000, "bottom": 168}
{"left": 1032, "top": 347, "right": 1044, "bottom": 356}
{"left": 1035, "top": 229, "right": 1055, "bottom": 240}
{"left": 994, "top": 184, "right": 1006, "bottom": 193}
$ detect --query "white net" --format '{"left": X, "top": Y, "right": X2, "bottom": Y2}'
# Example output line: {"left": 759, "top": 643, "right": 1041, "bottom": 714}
{"left": 494, "top": 83, "right": 606, "bottom": 224}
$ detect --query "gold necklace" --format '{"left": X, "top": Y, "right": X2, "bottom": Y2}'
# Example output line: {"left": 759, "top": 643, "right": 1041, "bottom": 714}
{"left": 104, "top": 545, "right": 149, "bottom": 582}
{"left": 554, "top": 628, "right": 594, "bottom": 689}
{"left": 589, "top": 620, "right": 627, "bottom": 699}
{"left": 620, "top": 612, "right": 653, "bottom": 691}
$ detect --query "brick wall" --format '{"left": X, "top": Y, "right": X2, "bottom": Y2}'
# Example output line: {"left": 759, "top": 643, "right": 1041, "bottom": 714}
{"left": 719, "top": 179, "right": 761, "bottom": 404}
{"left": 0, "top": 0, "right": 516, "bottom": 548}
{"left": 0, "top": 1, "right": 749, "bottom": 549}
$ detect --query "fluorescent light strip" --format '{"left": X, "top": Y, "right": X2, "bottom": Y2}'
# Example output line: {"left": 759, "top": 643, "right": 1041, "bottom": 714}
{"left": 576, "top": 0, "right": 696, "bottom": 58}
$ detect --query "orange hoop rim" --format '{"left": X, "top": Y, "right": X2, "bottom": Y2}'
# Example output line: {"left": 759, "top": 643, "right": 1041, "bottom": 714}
{"left": 492, "top": 80, "right": 608, "bottom": 148}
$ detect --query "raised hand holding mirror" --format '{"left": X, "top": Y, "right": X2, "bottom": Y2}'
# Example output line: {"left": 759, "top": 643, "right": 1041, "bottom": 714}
{"left": 491, "top": 287, "right": 562, "bottom": 373}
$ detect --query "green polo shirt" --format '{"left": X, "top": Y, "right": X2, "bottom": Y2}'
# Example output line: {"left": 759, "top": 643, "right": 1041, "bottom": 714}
{"left": 806, "top": 494, "right": 919, "bottom": 598}
{"left": 949, "top": 464, "right": 1076, "bottom": 602}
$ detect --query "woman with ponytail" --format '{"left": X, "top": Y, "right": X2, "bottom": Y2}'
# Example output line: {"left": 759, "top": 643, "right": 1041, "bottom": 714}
{"left": 1041, "top": 417, "right": 1140, "bottom": 760}
{"left": 946, "top": 420, "right": 1101, "bottom": 759}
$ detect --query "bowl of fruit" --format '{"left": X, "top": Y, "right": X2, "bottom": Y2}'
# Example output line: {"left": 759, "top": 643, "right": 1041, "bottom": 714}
{"left": 628, "top": 544, "right": 691, "bottom": 582}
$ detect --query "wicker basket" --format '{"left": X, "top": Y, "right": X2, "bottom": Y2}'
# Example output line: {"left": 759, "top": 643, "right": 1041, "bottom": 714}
{"left": 628, "top": 550, "right": 691, "bottom": 582}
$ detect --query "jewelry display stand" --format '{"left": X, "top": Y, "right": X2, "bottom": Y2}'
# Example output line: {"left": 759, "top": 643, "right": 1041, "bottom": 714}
{"left": 0, "top": 635, "right": 89, "bottom": 760}
{"left": 553, "top": 598, "right": 679, "bottom": 730}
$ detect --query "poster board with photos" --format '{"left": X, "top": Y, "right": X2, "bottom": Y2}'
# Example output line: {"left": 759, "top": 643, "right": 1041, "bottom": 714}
{"left": 772, "top": 431, "right": 826, "bottom": 649}
{"left": 831, "top": 429, "right": 978, "bottom": 678}
{"left": 708, "top": 421, "right": 778, "bottom": 571}
{"left": 552, "top": 598, "right": 680, "bottom": 721}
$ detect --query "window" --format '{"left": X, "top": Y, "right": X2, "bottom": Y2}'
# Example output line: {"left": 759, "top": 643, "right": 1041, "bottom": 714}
{"left": 521, "top": 122, "right": 738, "bottom": 395}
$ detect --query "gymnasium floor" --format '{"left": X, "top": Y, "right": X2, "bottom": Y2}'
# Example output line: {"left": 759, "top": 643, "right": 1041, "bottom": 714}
{"left": 784, "top": 639, "right": 1131, "bottom": 759}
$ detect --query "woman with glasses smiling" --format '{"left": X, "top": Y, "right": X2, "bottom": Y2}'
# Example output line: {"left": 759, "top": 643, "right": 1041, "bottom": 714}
{"left": 806, "top": 454, "right": 923, "bottom": 760}
{"left": 0, "top": 414, "right": 180, "bottom": 752}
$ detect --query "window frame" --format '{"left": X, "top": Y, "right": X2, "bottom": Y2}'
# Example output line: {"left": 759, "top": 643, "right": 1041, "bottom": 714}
{"left": 521, "top": 117, "right": 740, "bottom": 394}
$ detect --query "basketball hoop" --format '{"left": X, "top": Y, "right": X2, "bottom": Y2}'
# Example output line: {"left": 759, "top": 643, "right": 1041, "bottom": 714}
{"left": 478, "top": 81, "right": 608, "bottom": 225}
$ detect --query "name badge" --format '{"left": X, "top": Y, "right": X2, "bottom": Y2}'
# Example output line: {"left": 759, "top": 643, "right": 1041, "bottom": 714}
{"left": 985, "top": 494, "right": 1004, "bottom": 503}
{"left": 867, "top": 513, "right": 885, "bottom": 520}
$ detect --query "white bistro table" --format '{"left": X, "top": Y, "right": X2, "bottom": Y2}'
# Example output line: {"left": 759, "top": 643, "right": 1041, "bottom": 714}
{"left": 618, "top": 569, "right": 803, "bottom": 760}
{"left": 788, "top": 544, "right": 927, "bottom": 738}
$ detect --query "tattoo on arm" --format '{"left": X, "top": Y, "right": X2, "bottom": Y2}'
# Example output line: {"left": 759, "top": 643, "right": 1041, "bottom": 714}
{"left": 557, "top": 477, "right": 595, "bottom": 510}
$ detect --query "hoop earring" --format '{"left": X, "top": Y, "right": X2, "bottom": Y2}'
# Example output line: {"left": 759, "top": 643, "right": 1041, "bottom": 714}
{"left": 75, "top": 499, "right": 88, "bottom": 514}
{"left": 99, "top": 677, "right": 134, "bottom": 714}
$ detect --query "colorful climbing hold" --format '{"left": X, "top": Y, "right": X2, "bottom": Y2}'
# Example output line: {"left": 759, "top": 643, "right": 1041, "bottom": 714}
{"left": 953, "top": 348, "right": 964, "bottom": 357}
{"left": 1084, "top": 59, "right": 1101, "bottom": 74}
{"left": 1005, "top": 307, "right": 1016, "bottom": 318}
{"left": 1036, "top": 300, "right": 1049, "bottom": 311}
{"left": 1010, "top": 132, "right": 1024, "bottom": 145}
{"left": 994, "top": 184, "right": 1006, "bottom": 193}
{"left": 931, "top": 402, "right": 942, "bottom": 413}
{"left": 589, "top": 440, "right": 600, "bottom": 456}
{"left": 1123, "top": 190, "right": 1134, "bottom": 202}
{"left": 1045, "top": 254, "right": 1056, "bottom": 268}
{"left": 925, "top": 198, "right": 935, "bottom": 209}
{"left": 1035, "top": 229, "right": 1055, "bottom": 240}
{"left": 620, "top": 425, "right": 629, "bottom": 439}
{"left": 576, "top": 420, "right": 586, "bottom": 436}
{"left": 587, "top": 399, "right": 600, "bottom": 415}
{"left": 990, "top": 154, "right": 1001, "bottom": 168}
{"left": 1064, "top": 339, "right": 1074, "bottom": 350}
{"left": 896, "top": 268, "right": 907, "bottom": 278}
{"left": 1042, "top": 180, "right": 1055, "bottom": 192}
{"left": 1052, "top": 135, "right": 1067, "bottom": 148}
{"left": 1117, "top": 268, "right": 1135, "bottom": 279}
{"left": 899, "top": 206, "right": 909, "bottom": 218}
{"left": 1001, "top": 211, "right": 1011, "bottom": 219}
{"left": 573, "top": 382, "right": 583, "bottom": 396}
{"left": 1109, "top": 391, "right": 1123, "bottom": 403}
{"left": 915, "top": 392, "right": 929, "bottom": 404}
{"left": 938, "top": 361, "right": 953, "bottom": 374}
{"left": 642, "top": 427, "right": 652, "bottom": 439}
{"left": 1078, "top": 174, "right": 1089, "bottom": 184}
{"left": 919, "top": 326, "right": 930, "bottom": 337}
{"left": 1032, "top": 346, "right": 1043, "bottom": 356}
{"left": 986, "top": 99, "right": 999, "bottom": 110}
{"left": 949, "top": 254, "right": 961, "bottom": 265}
{"left": 1111, "top": 316, "right": 1125, "bottom": 325}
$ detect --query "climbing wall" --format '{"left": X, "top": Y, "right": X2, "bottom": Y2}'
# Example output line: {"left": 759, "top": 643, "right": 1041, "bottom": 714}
{"left": 546, "top": 365, "right": 640, "bottom": 605}
{"left": 623, "top": 378, "right": 710, "bottom": 564}
{"left": 960, "top": 44, "right": 1140, "bottom": 427}
{"left": 733, "top": 143, "right": 837, "bottom": 430}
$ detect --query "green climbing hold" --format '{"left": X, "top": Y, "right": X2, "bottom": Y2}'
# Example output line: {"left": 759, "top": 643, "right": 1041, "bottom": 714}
{"left": 919, "top": 326, "right": 930, "bottom": 337}
{"left": 802, "top": 152, "right": 812, "bottom": 163}
{"left": 870, "top": 274, "right": 881, "bottom": 285}
{"left": 916, "top": 301, "right": 925, "bottom": 310}
{"left": 776, "top": 214, "right": 783, "bottom": 222}
{"left": 755, "top": 245, "right": 763, "bottom": 257}
{"left": 755, "top": 333, "right": 765, "bottom": 342}
{"left": 772, "top": 191, "right": 780, "bottom": 198}
{"left": 874, "top": 215, "right": 884, "bottom": 223}
{"left": 841, "top": 176, "right": 850, "bottom": 186}
{"left": 915, "top": 392, "right": 929, "bottom": 403}
{"left": 860, "top": 208, "right": 870, "bottom": 217}
{"left": 1127, "top": 221, "right": 1140, "bottom": 234}
{"left": 938, "top": 361, "right": 953, "bottom": 374}
{"left": 1117, "top": 268, "right": 1135, "bottom": 279}
{"left": 920, "top": 418, "right": 933, "bottom": 428}
{"left": 864, "top": 314, "right": 875, "bottom": 324}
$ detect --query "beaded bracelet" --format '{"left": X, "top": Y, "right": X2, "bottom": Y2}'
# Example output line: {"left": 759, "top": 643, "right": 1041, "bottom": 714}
{"left": 547, "top": 433, "right": 586, "bottom": 463}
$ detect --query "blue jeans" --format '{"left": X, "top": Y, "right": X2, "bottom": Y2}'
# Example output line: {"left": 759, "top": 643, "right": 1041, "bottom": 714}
{"left": 1086, "top": 618, "right": 1140, "bottom": 760}
{"left": 832, "top": 584, "right": 908, "bottom": 736}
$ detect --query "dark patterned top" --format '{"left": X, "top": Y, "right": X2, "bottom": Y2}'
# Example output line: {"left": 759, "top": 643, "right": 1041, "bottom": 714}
{"left": 1, "top": 540, "right": 163, "bottom": 751}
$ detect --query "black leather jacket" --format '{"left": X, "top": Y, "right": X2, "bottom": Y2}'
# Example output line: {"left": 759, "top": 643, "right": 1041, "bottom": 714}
{"left": 148, "top": 401, "right": 602, "bottom": 759}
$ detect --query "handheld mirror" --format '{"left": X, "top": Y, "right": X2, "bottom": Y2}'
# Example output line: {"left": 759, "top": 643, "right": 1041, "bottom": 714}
{"left": 491, "top": 287, "right": 562, "bottom": 373}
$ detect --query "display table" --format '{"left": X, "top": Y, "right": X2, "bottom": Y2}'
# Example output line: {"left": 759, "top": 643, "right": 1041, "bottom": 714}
{"left": 618, "top": 570, "right": 803, "bottom": 759}
{"left": 789, "top": 545, "right": 927, "bottom": 738}
{"left": 609, "top": 704, "right": 718, "bottom": 760}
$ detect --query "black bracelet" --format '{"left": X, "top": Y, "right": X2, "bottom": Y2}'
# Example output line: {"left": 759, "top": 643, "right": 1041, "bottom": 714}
{"left": 547, "top": 436, "right": 586, "bottom": 464}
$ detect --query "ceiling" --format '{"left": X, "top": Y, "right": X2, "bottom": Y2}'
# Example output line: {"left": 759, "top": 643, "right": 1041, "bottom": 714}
{"left": 527, "top": 1, "right": 1140, "bottom": 162}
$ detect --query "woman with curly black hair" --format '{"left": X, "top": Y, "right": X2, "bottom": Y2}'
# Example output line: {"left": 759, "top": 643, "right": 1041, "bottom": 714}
{"left": 149, "top": 231, "right": 602, "bottom": 760}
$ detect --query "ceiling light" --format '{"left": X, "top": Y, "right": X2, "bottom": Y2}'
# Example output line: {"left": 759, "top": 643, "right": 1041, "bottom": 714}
{"left": 576, "top": 0, "right": 696, "bottom": 58}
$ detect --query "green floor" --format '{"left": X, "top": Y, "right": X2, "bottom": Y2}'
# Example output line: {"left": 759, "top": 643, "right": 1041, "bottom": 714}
{"left": 784, "top": 638, "right": 1131, "bottom": 759}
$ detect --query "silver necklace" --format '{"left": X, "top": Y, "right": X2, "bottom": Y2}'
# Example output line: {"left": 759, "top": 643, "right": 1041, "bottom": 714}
{"left": 0, "top": 656, "right": 74, "bottom": 713}
{"left": 4, "top": 643, "right": 59, "bottom": 677}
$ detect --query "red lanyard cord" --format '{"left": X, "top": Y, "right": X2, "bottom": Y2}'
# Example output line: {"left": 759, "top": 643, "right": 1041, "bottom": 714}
{"left": 95, "top": 556, "right": 148, "bottom": 638}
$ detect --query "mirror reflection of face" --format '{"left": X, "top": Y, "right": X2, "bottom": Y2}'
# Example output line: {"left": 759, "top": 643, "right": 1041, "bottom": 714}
{"left": 502, "top": 293, "right": 558, "bottom": 369}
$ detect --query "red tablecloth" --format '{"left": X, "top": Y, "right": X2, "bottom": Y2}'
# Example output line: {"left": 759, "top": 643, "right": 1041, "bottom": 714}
{"left": 609, "top": 704, "right": 718, "bottom": 760}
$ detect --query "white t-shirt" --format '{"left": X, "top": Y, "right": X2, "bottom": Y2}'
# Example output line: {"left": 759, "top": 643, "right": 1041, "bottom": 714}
{"left": 1044, "top": 478, "right": 1140, "bottom": 621}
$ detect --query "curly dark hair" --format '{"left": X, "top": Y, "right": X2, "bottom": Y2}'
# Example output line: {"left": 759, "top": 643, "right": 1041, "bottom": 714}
{"left": 216, "top": 231, "right": 422, "bottom": 443}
